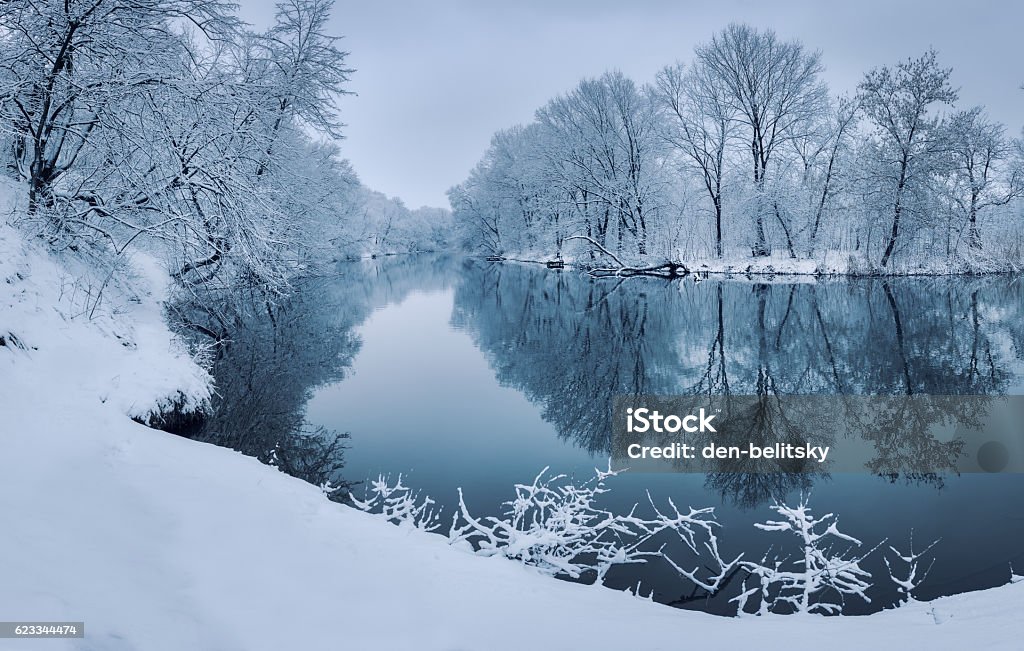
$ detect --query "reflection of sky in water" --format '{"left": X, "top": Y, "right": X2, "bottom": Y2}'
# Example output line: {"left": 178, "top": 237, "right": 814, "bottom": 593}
{"left": 303, "top": 264, "right": 1024, "bottom": 613}
{"left": 307, "top": 288, "right": 594, "bottom": 497}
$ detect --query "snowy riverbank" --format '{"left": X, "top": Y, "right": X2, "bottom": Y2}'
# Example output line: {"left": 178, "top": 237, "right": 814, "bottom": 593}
{"left": 492, "top": 248, "right": 1023, "bottom": 278}
{"left": 2, "top": 215, "right": 1024, "bottom": 650}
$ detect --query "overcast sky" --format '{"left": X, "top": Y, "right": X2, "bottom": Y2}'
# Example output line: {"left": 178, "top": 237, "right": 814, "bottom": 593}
{"left": 237, "top": 0, "right": 1024, "bottom": 210}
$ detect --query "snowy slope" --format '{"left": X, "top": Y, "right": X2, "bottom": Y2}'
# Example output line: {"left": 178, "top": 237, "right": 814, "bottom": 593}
{"left": 0, "top": 188, "right": 210, "bottom": 422}
{"left": 1, "top": 203, "right": 1022, "bottom": 650}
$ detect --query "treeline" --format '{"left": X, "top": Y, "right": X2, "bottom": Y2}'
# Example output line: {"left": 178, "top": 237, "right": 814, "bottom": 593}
{"left": 348, "top": 189, "right": 453, "bottom": 258}
{"left": 0, "top": 0, "right": 450, "bottom": 299}
{"left": 450, "top": 24, "right": 1024, "bottom": 273}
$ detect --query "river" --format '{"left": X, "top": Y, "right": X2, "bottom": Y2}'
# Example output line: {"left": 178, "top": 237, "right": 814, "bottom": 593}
{"left": 182, "top": 255, "right": 1024, "bottom": 614}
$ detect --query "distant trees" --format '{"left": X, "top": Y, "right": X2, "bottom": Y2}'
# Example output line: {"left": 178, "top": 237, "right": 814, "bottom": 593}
{"left": 452, "top": 29, "right": 1023, "bottom": 273}
{"left": 800, "top": 96, "right": 859, "bottom": 254}
{"left": 451, "top": 72, "right": 670, "bottom": 260}
{"left": 354, "top": 189, "right": 455, "bottom": 256}
{"left": 551, "top": 72, "right": 666, "bottom": 256}
{"left": 447, "top": 124, "right": 546, "bottom": 255}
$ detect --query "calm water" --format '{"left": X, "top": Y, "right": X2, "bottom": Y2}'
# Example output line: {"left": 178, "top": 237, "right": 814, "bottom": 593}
{"left": 190, "top": 255, "right": 1024, "bottom": 614}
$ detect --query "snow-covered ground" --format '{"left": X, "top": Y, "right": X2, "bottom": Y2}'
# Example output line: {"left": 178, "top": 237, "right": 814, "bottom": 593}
{"left": 2, "top": 195, "right": 1023, "bottom": 649}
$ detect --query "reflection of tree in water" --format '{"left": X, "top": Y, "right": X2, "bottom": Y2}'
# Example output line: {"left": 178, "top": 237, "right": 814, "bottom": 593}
{"left": 451, "top": 262, "right": 684, "bottom": 453}
{"left": 861, "top": 396, "right": 982, "bottom": 487}
{"left": 171, "top": 255, "right": 458, "bottom": 499}
{"left": 453, "top": 262, "right": 1024, "bottom": 506}
{"left": 691, "top": 285, "right": 834, "bottom": 506}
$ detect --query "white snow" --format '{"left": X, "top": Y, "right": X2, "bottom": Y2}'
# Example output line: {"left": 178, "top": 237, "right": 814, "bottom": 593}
{"left": 2, "top": 182, "right": 1023, "bottom": 649}
{"left": 0, "top": 180, "right": 210, "bottom": 422}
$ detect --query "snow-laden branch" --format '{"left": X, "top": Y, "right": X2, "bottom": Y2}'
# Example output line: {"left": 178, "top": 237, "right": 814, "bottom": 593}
{"left": 360, "top": 463, "right": 734, "bottom": 598}
{"left": 565, "top": 235, "right": 690, "bottom": 278}
{"left": 349, "top": 474, "right": 442, "bottom": 532}
{"left": 884, "top": 531, "right": 939, "bottom": 604}
{"left": 739, "top": 495, "right": 880, "bottom": 615}
{"left": 351, "top": 472, "right": 946, "bottom": 617}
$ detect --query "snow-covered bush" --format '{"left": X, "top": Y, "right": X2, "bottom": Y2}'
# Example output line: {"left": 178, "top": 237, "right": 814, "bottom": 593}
{"left": 349, "top": 474, "right": 442, "bottom": 532}
{"left": 447, "top": 464, "right": 740, "bottom": 591}
{"left": 352, "top": 471, "right": 946, "bottom": 616}
{"left": 738, "top": 497, "right": 878, "bottom": 615}
{"left": 884, "top": 532, "right": 938, "bottom": 604}
{"left": 351, "top": 465, "right": 739, "bottom": 594}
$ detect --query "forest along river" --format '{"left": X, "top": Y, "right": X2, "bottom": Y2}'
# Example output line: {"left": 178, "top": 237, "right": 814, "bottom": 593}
{"left": 189, "top": 254, "right": 1024, "bottom": 615}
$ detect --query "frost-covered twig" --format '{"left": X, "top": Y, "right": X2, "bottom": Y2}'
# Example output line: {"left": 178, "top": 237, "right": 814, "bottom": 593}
{"left": 740, "top": 495, "right": 878, "bottom": 615}
{"left": 1010, "top": 564, "right": 1024, "bottom": 584}
{"left": 448, "top": 462, "right": 735, "bottom": 592}
{"left": 729, "top": 577, "right": 760, "bottom": 617}
{"left": 884, "top": 531, "right": 938, "bottom": 604}
{"left": 349, "top": 474, "right": 442, "bottom": 532}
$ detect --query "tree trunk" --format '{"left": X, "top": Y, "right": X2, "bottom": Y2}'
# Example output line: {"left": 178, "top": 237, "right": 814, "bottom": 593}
{"left": 967, "top": 193, "right": 982, "bottom": 250}
{"left": 751, "top": 147, "right": 770, "bottom": 257}
{"left": 880, "top": 159, "right": 909, "bottom": 268}
{"left": 714, "top": 195, "right": 723, "bottom": 258}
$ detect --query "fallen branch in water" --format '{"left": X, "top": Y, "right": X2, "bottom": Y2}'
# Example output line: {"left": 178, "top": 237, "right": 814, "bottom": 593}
{"left": 565, "top": 235, "right": 690, "bottom": 278}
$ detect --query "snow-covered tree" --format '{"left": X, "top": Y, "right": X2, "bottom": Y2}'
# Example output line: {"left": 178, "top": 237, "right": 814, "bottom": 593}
{"left": 789, "top": 95, "right": 860, "bottom": 255}
{"left": 0, "top": 0, "right": 237, "bottom": 216}
{"left": 654, "top": 60, "right": 736, "bottom": 258}
{"left": 857, "top": 49, "right": 958, "bottom": 267}
{"left": 256, "top": 0, "right": 353, "bottom": 173}
{"left": 695, "top": 24, "right": 827, "bottom": 257}
{"left": 944, "top": 107, "right": 1022, "bottom": 253}
{"left": 537, "top": 72, "right": 667, "bottom": 257}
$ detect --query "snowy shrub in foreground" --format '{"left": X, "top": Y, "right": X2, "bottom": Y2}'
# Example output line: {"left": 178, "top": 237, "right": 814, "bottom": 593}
{"left": 448, "top": 465, "right": 739, "bottom": 592}
{"left": 884, "top": 533, "right": 939, "bottom": 604}
{"left": 353, "top": 471, "right": 947, "bottom": 616}
{"left": 349, "top": 474, "right": 442, "bottom": 532}
{"left": 733, "top": 498, "right": 882, "bottom": 615}
{"left": 355, "top": 464, "right": 740, "bottom": 594}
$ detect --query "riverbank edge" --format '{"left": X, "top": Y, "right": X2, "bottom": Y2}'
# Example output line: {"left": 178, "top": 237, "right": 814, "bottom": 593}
{"left": 488, "top": 254, "right": 1024, "bottom": 279}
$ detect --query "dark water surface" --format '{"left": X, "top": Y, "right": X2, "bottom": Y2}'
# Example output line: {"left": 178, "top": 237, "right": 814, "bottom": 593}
{"left": 195, "top": 255, "right": 1024, "bottom": 614}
